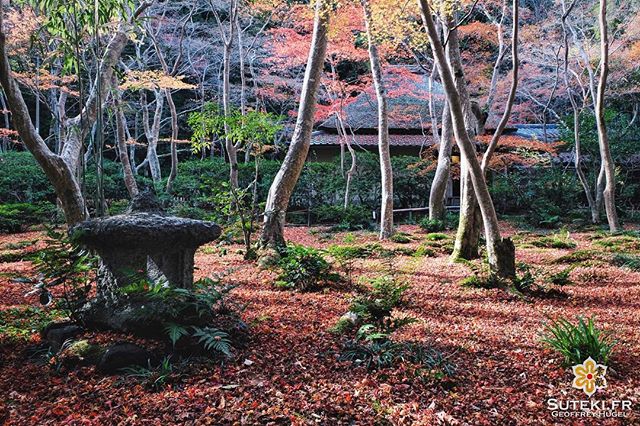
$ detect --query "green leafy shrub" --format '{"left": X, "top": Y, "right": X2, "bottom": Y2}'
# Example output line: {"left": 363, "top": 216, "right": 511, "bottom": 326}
{"left": 0, "top": 306, "right": 66, "bottom": 343}
{"left": 412, "top": 245, "right": 436, "bottom": 257}
{"left": 531, "top": 229, "right": 577, "bottom": 249}
{"left": 336, "top": 277, "right": 453, "bottom": 374}
{"left": 460, "top": 261, "right": 567, "bottom": 298}
{"left": 611, "top": 253, "right": 640, "bottom": 271}
{"left": 348, "top": 276, "right": 410, "bottom": 328}
{"left": 0, "top": 152, "right": 55, "bottom": 204}
{"left": 390, "top": 232, "right": 412, "bottom": 244}
{"left": 419, "top": 218, "right": 445, "bottom": 232}
{"left": 0, "top": 202, "right": 58, "bottom": 233}
{"left": 275, "top": 244, "right": 337, "bottom": 291}
{"left": 340, "top": 333, "right": 455, "bottom": 373}
{"left": 594, "top": 235, "right": 640, "bottom": 252}
{"left": 312, "top": 205, "right": 372, "bottom": 231}
{"left": 425, "top": 233, "right": 448, "bottom": 241}
{"left": 547, "top": 267, "right": 575, "bottom": 286}
{"left": 541, "top": 316, "right": 616, "bottom": 366}
{"left": 552, "top": 249, "right": 605, "bottom": 265}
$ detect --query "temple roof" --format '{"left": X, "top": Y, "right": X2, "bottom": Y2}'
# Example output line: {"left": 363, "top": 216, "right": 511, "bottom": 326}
{"left": 318, "top": 67, "right": 446, "bottom": 132}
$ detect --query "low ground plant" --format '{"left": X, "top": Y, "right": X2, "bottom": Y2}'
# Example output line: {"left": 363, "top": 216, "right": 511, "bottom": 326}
{"left": 274, "top": 244, "right": 339, "bottom": 291}
{"left": 541, "top": 316, "right": 616, "bottom": 366}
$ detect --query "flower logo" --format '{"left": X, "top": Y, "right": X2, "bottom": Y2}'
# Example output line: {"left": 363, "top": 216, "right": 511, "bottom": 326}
{"left": 572, "top": 357, "right": 607, "bottom": 397}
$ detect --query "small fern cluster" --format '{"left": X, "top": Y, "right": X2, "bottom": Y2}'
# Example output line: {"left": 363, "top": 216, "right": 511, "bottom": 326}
{"left": 274, "top": 244, "right": 340, "bottom": 291}
{"left": 333, "top": 275, "right": 453, "bottom": 374}
{"left": 123, "top": 276, "right": 239, "bottom": 358}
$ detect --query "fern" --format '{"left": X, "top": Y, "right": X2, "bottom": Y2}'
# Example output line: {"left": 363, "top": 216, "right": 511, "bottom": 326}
{"left": 192, "top": 327, "right": 232, "bottom": 357}
{"left": 164, "top": 323, "right": 189, "bottom": 348}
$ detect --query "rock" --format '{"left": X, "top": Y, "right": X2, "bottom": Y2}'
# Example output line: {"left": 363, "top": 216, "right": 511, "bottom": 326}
{"left": 58, "top": 340, "right": 104, "bottom": 367}
{"left": 97, "top": 343, "right": 152, "bottom": 374}
{"left": 42, "top": 322, "right": 83, "bottom": 352}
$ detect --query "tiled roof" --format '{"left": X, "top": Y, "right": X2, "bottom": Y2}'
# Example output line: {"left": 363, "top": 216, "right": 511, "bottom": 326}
{"left": 318, "top": 66, "right": 445, "bottom": 131}
{"left": 311, "top": 131, "right": 433, "bottom": 147}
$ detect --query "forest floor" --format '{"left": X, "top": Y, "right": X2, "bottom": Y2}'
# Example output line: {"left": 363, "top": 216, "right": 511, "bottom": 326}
{"left": 0, "top": 223, "right": 639, "bottom": 425}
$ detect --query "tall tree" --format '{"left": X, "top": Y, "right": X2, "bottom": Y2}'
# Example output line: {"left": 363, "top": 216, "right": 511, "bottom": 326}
{"left": 260, "top": 0, "right": 332, "bottom": 250}
{"left": 213, "top": 0, "right": 240, "bottom": 189}
{"left": 446, "top": 20, "right": 483, "bottom": 261}
{"left": 417, "top": 0, "right": 515, "bottom": 278}
{"left": 361, "top": 0, "right": 394, "bottom": 239}
{"left": 595, "top": 0, "right": 621, "bottom": 231}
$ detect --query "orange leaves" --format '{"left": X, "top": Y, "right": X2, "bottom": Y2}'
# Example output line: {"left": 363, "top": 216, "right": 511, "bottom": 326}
{"left": 4, "top": 6, "right": 42, "bottom": 56}
{"left": 13, "top": 70, "right": 78, "bottom": 95}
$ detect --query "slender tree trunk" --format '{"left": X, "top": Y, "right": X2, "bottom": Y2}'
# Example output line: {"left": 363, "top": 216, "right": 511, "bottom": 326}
{"left": 216, "top": 1, "right": 239, "bottom": 189}
{"left": 113, "top": 88, "right": 138, "bottom": 199}
{"left": 484, "top": 0, "right": 507, "bottom": 115}
{"left": 595, "top": 0, "right": 620, "bottom": 232}
{"left": 260, "top": 0, "right": 330, "bottom": 250}
{"left": 481, "top": 0, "right": 519, "bottom": 170}
{"left": 561, "top": 0, "right": 599, "bottom": 223}
{"left": 418, "top": 0, "right": 515, "bottom": 278}
{"left": 336, "top": 114, "right": 357, "bottom": 209}
{"left": 0, "top": 8, "right": 87, "bottom": 225}
{"left": 361, "top": 0, "right": 393, "bottom": 239}
{"left": 60, "top": 4, "right": 149, "bottom": 174}
{"left": 429, "top": 101, "right": 453, "bottom": 220}
{"left": 165, "top": 90, "right": 179, "bottom": 193}
{"left": 139, "top": 90, "right": 163, "bottom": 182}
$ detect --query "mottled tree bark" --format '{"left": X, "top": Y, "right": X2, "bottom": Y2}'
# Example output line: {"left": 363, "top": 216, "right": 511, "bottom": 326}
{"left": 595, "top": 0, "right": 621, "bottom": 231}
{"left": 429, "top": 101, "right": 453, "bottom": 221}
{"left": 362, "top": 0, "right": 394, "bottom": 239}
{"left": 444, "top": 22, "right": 482, "bottom": 261}
{"left": 418, "top": 0, "right": 515, "bottom": 278}
{"left": 259, "top": 0, "right": 330, "bottom": 250}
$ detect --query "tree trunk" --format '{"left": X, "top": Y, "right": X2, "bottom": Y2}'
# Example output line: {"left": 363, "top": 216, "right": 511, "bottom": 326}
{"left": 561, "top": 1, "right": 599, "bottom": 223}
{"left": 0, "top": 11, "right": 87, "bottom": 225}
{"left": 418, "top": 0, "right": 515, "bottom": 278}
{"left": 484, "top": 0, "right": 508, "bottom": 116}
{"left": 113, "top": 88, "right": 138, "bottom": 199}
{"left": 59, "top": 5, "right": 148, "bottom": 174}
{"left": 444, "top": 21, "right": 482, "bottom": 261}
{"left": 165, "top": 90, "right": 179, "bottom": 193}
{"left": 361, "top": 0, "right": 393, "bottom": 239}
{"left": 217, "top": 1, "right": 239, "bottom": 189}
{"left": 595, "top": 0, "right": 621, "bottom": 232}
{"left": 259, "top": 0, "right": 330, "bottom": 250}
{"left": 429, "top": 101, "right": 453, "bottom": 221}
{"left": 139, "top": 90, "right": 163, "bottom": 182}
